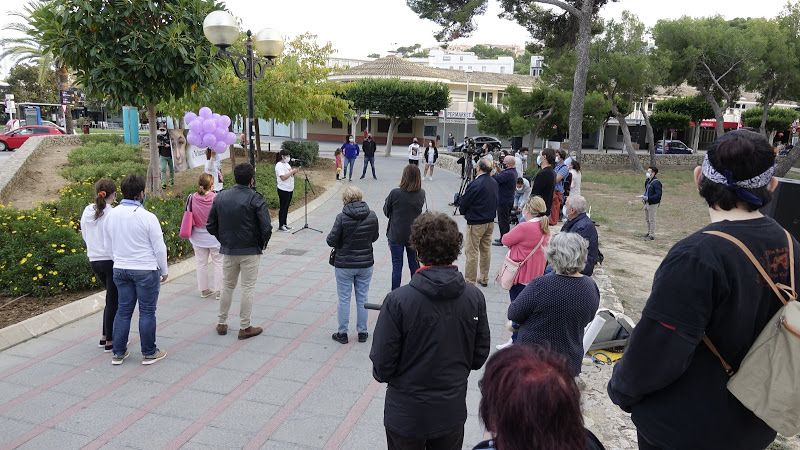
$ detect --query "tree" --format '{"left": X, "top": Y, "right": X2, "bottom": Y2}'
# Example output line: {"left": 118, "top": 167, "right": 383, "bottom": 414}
{"left": 653, "top": 17, "right": 754, "bottom": 138}
{"left": 6, "top": 63, "right": 58, "bottom": 103}
{"left": 346, "top": 78, "right": 449, "bottom": 156}
{"left": 367, "top": 53, "right": 381, "bottom": 58}
{"left": 466, "top": 44, "right": 515, "bottom": 59}
{"left": 653, "top": 96, "right": 714, "bottom": 150}
{"left": 394, "top": 44, "right": 429, "bottom": 58}
{"left": 407, "top": 0, "right": 616, "bottom": 158}
{"left": 0, "top": 1, "right": 74, "bottom": 133}
{"left": 31, "top": 0, "right": 224, "bottom": 195}
{"left": 742, "top": 107, "right": 798, "bottom": 143}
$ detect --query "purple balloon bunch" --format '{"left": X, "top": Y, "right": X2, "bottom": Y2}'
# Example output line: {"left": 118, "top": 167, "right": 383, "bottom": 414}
{"left": 184, "top": 107, "right": 237, "bottom": 154}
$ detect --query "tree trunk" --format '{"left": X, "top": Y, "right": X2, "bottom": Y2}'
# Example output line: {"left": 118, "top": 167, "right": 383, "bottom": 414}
{"left": 597, "top": 121, "right": 606, "bottom": 152}
{"left": 567, "top": 4, "right": 593, "bottom": 159}
{"left": 55, "top": 63, "right": 74, "bottom": 134}
{"left": 776, "top": 147, "right": 800, "bottom": 177}
{"left": 385, "top": 118, "right": 399, "bottom": 156}
{"left": 254, "top": 118, "right": 262, "bottom": 162}
{"left": 769, "top": 130, "right": 778, "bottom": 144}
{"left": 640, "top": 103, "right": 656, "bottom": 166}
{"left": 612, "top": 105, "right": 643, "bottom": 172}
{"left": 692, "top": 124, "right": 701, "bottom": 151}
{"left": 702, "top": 89, "right": 725, "bottom": 138}
{"left": 145, "top": 103, "right": 162, "bottom": 195}
{"left": 350, "top": 111, "right": 362, "bottom": 141}
{"left": 760, "top": 104, "right": 770, "bottom": 137}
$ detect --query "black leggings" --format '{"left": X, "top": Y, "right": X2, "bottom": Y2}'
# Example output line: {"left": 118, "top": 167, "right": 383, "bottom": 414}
{"left": 90, "top": 260, "right": 118, "bottom": 340}
{"left": 277, "top": 188, "right": 293, "bottom": 227}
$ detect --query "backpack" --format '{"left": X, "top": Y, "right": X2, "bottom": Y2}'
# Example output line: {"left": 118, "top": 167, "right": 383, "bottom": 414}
{"left": 702, "top": 229, "right": 800, "bottom": 436}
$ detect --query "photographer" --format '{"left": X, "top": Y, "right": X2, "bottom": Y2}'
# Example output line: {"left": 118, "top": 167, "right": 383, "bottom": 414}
{"left": 275, "top": 149, "right": 300, "bottom": 232}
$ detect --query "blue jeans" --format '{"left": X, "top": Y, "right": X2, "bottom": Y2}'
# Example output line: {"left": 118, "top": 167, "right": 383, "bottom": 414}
{"left": 509, "top": 283, "right": 526, "bottom": 341}
{"left": 335, "top": 266, "right": 373, "bottom": 334}
{"left": 388, "top": 240, "right": 419, "bottom": 290}
{"left": 361, "top": 156, "right": 376, "bottom": 178}
{"left": 112, "top": 269, "right": 161, "bottom": 357}
{"left": 343, "top": 156, "right": 356, "bottom": 179}
{"left": 513, "top": 192, "right": 526, "bottom": 223}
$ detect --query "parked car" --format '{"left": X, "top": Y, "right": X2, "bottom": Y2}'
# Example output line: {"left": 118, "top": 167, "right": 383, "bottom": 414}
{"left": 17, "top": 120, "right": 67, "bottom": 134}
{"left": 655, "top": 140, "right": 694, "bottom": 154}
{"left": 0, "top": 126, "right": 65, "bottom": 151}
{"left": 455, "top": 135, "right": 503, "bottom": 152}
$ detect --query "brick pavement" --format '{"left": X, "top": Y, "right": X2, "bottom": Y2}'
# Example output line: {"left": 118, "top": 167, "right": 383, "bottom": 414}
{"left": 0, "top": 155, "right": 519, "bottom": 450}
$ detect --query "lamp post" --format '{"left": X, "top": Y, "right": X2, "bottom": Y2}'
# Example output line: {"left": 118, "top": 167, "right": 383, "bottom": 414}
{"left": 464, "top": 69, "right": 473, "bottom": 140}
{"left": 203, "top": 11, "right": 283, "bottom": 171}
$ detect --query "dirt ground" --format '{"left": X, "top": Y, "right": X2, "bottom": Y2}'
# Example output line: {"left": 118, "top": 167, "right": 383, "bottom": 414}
{"left": 4, "top": 144, "right": 78, "bottom": 209}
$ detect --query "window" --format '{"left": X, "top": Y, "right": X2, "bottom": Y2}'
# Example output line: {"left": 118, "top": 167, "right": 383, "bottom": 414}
{"left": 459, "top": 65, "right": 463, "bottom": 70}
{"left": 377, "top": 119, "right": 390, "bottom": 133}
{"left": 398, "top": 119, "right": 413, "bottom": 134}
{"left": 500, "top": 66, "right": 505, "bottom": 73}
{"left": 468, "top": 65, "right": 472, "bottom": 70}
{"left": 443, "top": 55, "right": 451, "bottom": 61}
{"left": 487, "top": 93, "right": 493, "bottom": 104}
{"left": 497, "top": 92, "right": 505, "bottom": 103}
{"left": 424, "top": 125, "right": 437, "bottom": 137}
{"left": 459, "top": 56, "right": 464, "bottom": 61}
{"left": 482, "top": 66, "right": 486, "bottom": 72}
{"left": 468, "top": 91, "right": 474, "bottom": 102}
{"left": 331, "top": 117, "right": 343, "bottom": 129}
{"left": 647, "top": 102, "right": 654, "bottom": 111}
{"left": 450, "top": 65, "right": 454, "bottom": 69}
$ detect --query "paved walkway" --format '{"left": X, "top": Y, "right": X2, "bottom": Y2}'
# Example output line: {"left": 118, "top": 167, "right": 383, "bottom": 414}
{"left": 0, "top": 155, "right": 521, "bottom": 450}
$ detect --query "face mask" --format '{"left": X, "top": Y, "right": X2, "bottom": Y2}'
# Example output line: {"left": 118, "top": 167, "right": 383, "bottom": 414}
{"left": 521, "top": 154, "right": 528, "bottom": 161}
{"left": 536, "top": 155, "right": 543, "bottom": 166}
{"left": 349, "top": 138, "right": 354, "bottom": 142}
{"left": 646, "top": 172, "right": 653, "bottom": 179}
{"left": 284, "top": 156, "right": 291, "bottom": 163}
{"left": 555, "top": 157, "right": 562, "bottom": 163}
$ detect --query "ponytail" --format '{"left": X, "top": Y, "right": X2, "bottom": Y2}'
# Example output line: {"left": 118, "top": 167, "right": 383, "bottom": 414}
{"left": 524, "top": 196, "right": 549, "bottom": 235}
{"left": 94, "top": 178, "right": 116, "bottom": 220}
{"left": 197, "top": 173, "right": 214, "bottom": 195}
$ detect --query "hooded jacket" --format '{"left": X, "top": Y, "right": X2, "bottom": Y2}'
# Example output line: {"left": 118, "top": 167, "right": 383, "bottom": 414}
{"left": 326, "top": 201, "right": 379, "bottom": 268}
{"left": 370, "top": 265, "right": 491, "bottom": 438}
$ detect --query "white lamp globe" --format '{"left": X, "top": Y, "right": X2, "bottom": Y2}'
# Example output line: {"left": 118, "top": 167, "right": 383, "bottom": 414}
{"left": 254, "top": 28, "right": 284, "bottom": 59}
{"left": 203, "top": 11, "right": 239, "bottom": 47}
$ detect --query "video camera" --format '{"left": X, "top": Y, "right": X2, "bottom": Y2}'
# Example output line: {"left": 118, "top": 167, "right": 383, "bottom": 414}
{"left": 461, "top": 137, "right": 478, "bottom": 155}
{"left": 287, "top": 157, "right": 305, "bottom": 167}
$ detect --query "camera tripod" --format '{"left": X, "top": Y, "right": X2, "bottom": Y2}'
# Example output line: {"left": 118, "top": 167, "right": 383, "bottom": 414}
{"left": 293, "top": 164, "right": 322, "bottom": 235}
{"left": 452, "top": 155, "right": 476, "bottom": 216}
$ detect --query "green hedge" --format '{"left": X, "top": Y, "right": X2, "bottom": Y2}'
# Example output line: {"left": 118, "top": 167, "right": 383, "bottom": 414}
{"left": 222, "top": 161, "right": 309, "bottom": 209}
{"left": 281, "top": 140, "right": 320, "bottom": 165}
{"left": 79, "top": 134, "right": 124, "bottom": 145}
{"left": 62, "top": 143, "right": 147, "bottom": 182}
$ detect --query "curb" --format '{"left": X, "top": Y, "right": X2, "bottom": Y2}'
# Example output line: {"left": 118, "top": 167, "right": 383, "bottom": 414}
{"left": 0, "top": 174, "right": 343, "bottom": 351}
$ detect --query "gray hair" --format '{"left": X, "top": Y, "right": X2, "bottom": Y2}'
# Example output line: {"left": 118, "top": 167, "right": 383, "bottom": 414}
{"left": 341, "top": 185, "right": 363, "bottom": 204}
{"left": 566, "top": 194, "right": 588, "bottom": 214}
{"left": 477, "top": 158, "right": 492, "bottom": 173}
{"left": 546, "top": 232, "right": 588, "bottom": 275}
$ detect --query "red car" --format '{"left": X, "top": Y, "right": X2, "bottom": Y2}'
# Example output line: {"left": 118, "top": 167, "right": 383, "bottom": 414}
{"left": 0, "top": 125, "right": 65, "bottom": 151}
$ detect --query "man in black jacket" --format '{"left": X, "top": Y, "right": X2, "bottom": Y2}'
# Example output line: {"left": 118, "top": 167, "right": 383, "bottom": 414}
{"left": 492, "top": 155, "right": 518, "bottom": 246}
{"left": 643, "top": 166, "right": 662, "bottom": 240}
{"left": 371, "top": 211, "right": 491, "bottom": 450}
{"left": 207, "top": 163, "right": 272, "bottom": 340}
{"left": 459, "top": 159, "right": 498, "bottom": 286}
{"left": 531, "top": 148, "right": 556, "bottom": 216}
{"left": 360, "top": 134, "right": 378, "bottom": 180}
{"left": 561, "top": 195, "right": 599, "bottom": 276}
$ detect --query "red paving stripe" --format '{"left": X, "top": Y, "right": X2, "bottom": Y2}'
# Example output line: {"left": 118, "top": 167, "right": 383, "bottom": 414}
{"left": 81, "top": 252, "right": 334, "bottom": 450}
{"left": 2, "top": 252, "right": 326, "bottom": 450}
{"left": 323, "top": 380, "right": 382, "bottom": 450}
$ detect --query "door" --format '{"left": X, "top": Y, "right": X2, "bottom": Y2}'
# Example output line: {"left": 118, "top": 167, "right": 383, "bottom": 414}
{"left": 7, "top": 127, "right": 35, "bottom": 148}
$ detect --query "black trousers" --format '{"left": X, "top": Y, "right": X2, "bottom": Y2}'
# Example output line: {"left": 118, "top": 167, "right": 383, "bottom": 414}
{"left": 277, "top": 188, "right": 293, "bottom": 227}
{"left": 90, "top": 260, "right": 118, "bottom": 340}
{"left": 497, "top": 204, "right": 512, "bottom": 238}
{"left": 386, "top": 426, "right": 464, "bottom": 450}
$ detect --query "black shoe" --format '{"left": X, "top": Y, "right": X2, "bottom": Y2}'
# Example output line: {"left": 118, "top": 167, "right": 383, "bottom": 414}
{"left": 478, "top": 281, "right": 488, "bottom": 287}
{"left": 360, "top": 176, "right": 365, "bottom": 179}
{"left": 373, "top": 177, "right": 377, "bottom": 180}
{"left": 332, "top": 332, "right": 348, "bottom": 344}
{"left": 646, "top": 235, "right": 655, "bottom": 241}
{"left": 358, "top": 332, "right": 368, "bottom": 343}
{"left": 492, "top": 239, "right": 503, "bottom": 247}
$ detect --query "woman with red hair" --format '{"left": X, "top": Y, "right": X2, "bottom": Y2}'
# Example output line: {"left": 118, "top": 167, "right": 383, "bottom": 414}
{"left": 473, "top": 345, "right": 604, "bottom": 450}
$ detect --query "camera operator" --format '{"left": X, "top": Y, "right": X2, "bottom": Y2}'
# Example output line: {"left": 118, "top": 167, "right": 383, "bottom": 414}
{"left": 493, "top": 156, "right": 518, "bottom": 245}
{"left": 275, "top": 149, "right": 300, "bottom": 232}
{"left": 157, "top": 124, "right": 174, "bottom": 189}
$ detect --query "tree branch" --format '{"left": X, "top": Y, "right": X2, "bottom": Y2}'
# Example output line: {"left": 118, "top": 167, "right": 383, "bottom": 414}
{"left": 700, "top": 58, "right": 742, "bottom": 103}
{"left": 533, "top": 0, "right": 582, "bottom": 17}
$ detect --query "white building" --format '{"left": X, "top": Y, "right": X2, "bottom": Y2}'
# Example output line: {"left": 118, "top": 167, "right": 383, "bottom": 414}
{"left": 408, "top": 48, "right": 514, "bottom": 74}
{"left": 530, "top": 56, "right": 544, "bottom": 77}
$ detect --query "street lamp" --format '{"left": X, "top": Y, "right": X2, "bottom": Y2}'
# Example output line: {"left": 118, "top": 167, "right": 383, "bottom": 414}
{"left": 464, "top": 69, "right": 473, "bottom": 139}
{"left": 203, "top": 10, "right": 284, "bottom": 170}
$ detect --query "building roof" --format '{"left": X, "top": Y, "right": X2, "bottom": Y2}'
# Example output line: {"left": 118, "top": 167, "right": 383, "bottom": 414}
{"left": 329, "top": 56, "right": 539, "bottom": 89}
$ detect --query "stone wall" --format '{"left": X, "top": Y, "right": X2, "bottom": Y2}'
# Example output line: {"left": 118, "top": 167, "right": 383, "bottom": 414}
{"left": 0, "top": 135, "right": 84, "bottom": 204}
{"left": 581, "top": 153, "right": 703, "bottom": 169}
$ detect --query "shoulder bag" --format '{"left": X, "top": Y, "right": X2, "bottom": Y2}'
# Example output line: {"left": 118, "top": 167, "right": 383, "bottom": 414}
{"left": 179, "top": 194, "right": 194, "bottom": 240}
{"left": 702, "top": 229, "right": 800, "bottom": 436}
{"left": 495, "top": 235, "right": 545, "bottom": 290}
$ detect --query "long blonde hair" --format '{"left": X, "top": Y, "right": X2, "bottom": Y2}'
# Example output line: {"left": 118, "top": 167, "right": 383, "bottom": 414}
{"left": 524, "top": 196, "right": 549, "bottom": 235}
{"left": 197, "top": 173, "right": 214, "bottom": 195}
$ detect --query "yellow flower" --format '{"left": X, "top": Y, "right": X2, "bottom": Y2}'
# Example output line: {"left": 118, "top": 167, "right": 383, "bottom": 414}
{"left": 91, "top": 276, "right": 96, "bottom": 283}
{"left": 51, "top": 244, "right": 57, "bottom": 248}
{"left": 37, "top": 273, "right": 43, "bottom": 279}
{"left": 60, "top": 244, "right": 66, "bottom": 248}
{"left": 36, "top": 266, "right": 42, "bottom": 270}
{"left": 19, "top": 257, "right": 27, "bottom": 264}
{"left": 32, "top": 276, "right": 37, "bottom": 281}
{"left": 52, "top": 271, "right": 58, "bottom": 275}
{"left": 71, "top": 249, "right": 76, "bottom": 253}
{"left": 27, "top": 253, "right": 32, "bottom": 257}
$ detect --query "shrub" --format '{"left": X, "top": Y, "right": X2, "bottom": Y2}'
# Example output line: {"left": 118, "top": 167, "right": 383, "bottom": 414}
{"left": 281, "top": 140, "right": 320, "bottom": 165}
{"left": 223, "top": 161, "right": 309, "bottom": 209}
{"left": 62, "top": 144, "right": 146, "bottom": 182}
{"left": 62, "top": 161, "right": 147, "bottom": 183}
{"left": 79, "top": 134, "right": 124, "bottom": 145}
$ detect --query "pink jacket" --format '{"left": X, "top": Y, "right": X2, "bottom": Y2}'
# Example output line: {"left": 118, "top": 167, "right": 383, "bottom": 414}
{"left": 190, "top": 191, "right": 216, "bottom": 228}
{"left": 501, "top": 220, "right": 549, "bottom": 285}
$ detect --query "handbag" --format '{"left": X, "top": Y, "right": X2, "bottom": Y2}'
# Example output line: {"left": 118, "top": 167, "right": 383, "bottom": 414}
{"left": 328, "top": 248, "right": 336, "bottom": 266}
{"left": 495, "top": 235, "right": 545, "bottom": 290}
{"left": 178, "top": 194, "right": 194, "bottom": 239}
{"left": 702, "top": 230, "right": 800, "bottom": 436}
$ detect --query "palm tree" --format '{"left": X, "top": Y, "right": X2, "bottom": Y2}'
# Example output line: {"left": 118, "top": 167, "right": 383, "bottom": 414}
{"left": 0, "top": 1, "right": 74, "bottom": 133}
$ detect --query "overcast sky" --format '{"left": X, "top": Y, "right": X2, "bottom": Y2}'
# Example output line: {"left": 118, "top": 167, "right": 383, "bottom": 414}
{"left": 0, "top": 0, "right": 790, "bottom": 80}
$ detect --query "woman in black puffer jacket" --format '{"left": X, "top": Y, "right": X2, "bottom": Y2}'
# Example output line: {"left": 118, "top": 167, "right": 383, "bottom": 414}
{"left": 326, "top": 185, "right": 379, "bottom": 345}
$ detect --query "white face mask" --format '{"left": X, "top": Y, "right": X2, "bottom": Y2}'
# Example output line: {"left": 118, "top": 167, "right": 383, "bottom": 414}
{"left": 646, "top": 171, "right": 653, "bottom": 179}
{"left": 536, "top": 155, "right": 543, "bottom": 166}
{"left": 521, "top": 154, "right": 528, "bottom": 161}
{"left": 349, "top": 138, "right": 354, "bottom": 143}
{"left": 555, "top": 156, "right": 562, "bottom": 163}
{"left": 284, "top": 156, "right": 291, "bottom": 163}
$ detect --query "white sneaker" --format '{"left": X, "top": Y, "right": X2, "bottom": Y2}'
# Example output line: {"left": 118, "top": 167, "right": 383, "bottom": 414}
{"left": 279, "top": 225, "right": 290, "bottom": 232}
{"left": 496, "top": 338, "right": 514, "bottom": 350}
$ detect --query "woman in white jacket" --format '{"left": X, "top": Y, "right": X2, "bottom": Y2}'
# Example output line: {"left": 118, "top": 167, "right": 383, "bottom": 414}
{"left": 204, "top": 149, "right": 223, "bottom": 192}
{"left": 80, "top": 178, "right": 118, "bottom": 352}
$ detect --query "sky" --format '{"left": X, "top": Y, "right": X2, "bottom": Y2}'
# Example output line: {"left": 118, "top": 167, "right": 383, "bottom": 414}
{"left": 0, "top": 0, "right": 791, "bottom": 80}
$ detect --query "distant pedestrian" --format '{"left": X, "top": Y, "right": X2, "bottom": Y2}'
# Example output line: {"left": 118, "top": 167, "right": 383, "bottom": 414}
{"left": 447, "top": 133, "right": 455, "bottom": 152}
{"left": 532, "top": 148, "right": 556, "bottom": 217}
{"left": 459, "top": 159, "right": 498, "bottom": 287}
{"left": 561, "top": 195, "right": 599, "bottom": 276}
{"left": 327, "top": 186, "right": 379, "bottom": 344}
{"left": 334, "top": 147, "right": 343, "bottom": 180}
{"left": 473, "top": 345, "right": 605, "bottom": 450}
{"left": 341, "top": 134, "right": 359, "bottom": 181}
{"left": 514, "top": 147, "right": 529, "bottom": 176}
{"left": 207, "top": 163, "right": 272, "bottom": 340}
{"left": 384, "top": 165, "right": 426, "bottom": 290}
{"left": 509, "top": 232, "right": 600, "bottom": 376}
{"left": 188, "top": 173, "right": 222, "bottom": 299}
{"left": 105, "top": 174, "right": 168, "bottom": 366}
{"left": 360, "top": 134, "right": 378, "bottom": 179}
{"left": 642, "top": 166, "right": 662, "bottom": 240}
{"left": 493, "top": 156, "right": 518, "bottom": 246}
{"left": 157, "top": 125, "right": 174, "bottom": 189}
{"left": 80, "top": 178, "right": 118, "bottom": 353}
{"left": 371, "top": 211, "right": 490, "bottom": 450}
{"left": 551, "top": 149, "right": 570, "bottom": 225}
{"left": 569, "top": 159, "right": 582, "bottom": 196}
{"left": 275, "top": 149, "right": 300, "bottom": 232}
{"left": 408, "top": 138, "right": 421, "bottom": 166}
{"left": 423, "top": 140, "right": 438, "bottom": 180}
{"left": 204, "top": 149, "right": 223, "bottom": 192}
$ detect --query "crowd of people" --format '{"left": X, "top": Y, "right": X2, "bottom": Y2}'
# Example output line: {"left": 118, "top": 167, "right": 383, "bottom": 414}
{"left": 76, "top": 128, "right": 798, "bottom": 450}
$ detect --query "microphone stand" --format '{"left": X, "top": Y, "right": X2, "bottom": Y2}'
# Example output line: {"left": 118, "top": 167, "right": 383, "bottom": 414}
{"left": 293, "top": 163, "right": 322, "bottom": 234}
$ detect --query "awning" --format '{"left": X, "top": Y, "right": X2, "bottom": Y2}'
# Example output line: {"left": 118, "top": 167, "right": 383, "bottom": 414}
{"left": 693, "top": 120, "right": 740, "bottom": 129}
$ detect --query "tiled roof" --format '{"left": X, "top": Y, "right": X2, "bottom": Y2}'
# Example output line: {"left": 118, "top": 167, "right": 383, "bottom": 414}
{"left": 330, "top": 56, "right": 539, "bottom": 88}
